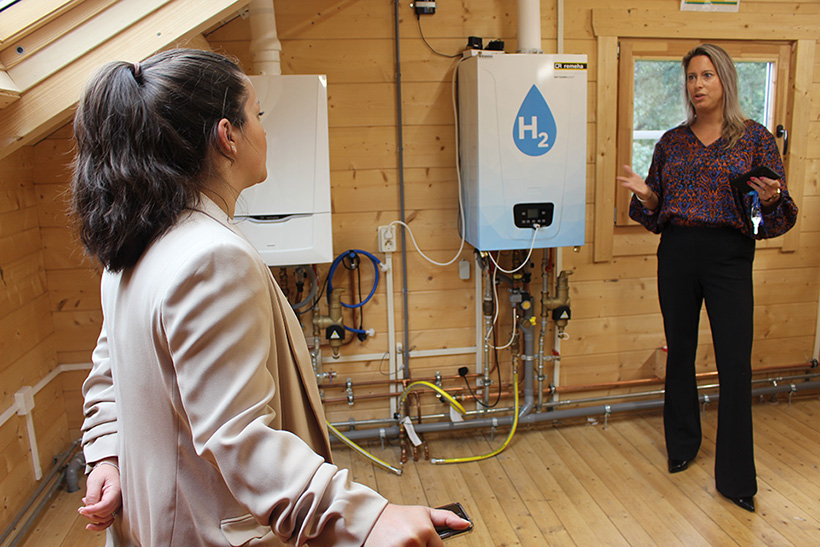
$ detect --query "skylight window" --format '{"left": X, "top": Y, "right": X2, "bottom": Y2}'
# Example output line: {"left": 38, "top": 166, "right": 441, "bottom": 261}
{"left": 0, "top": 0, "right": 21, "bottom": 13}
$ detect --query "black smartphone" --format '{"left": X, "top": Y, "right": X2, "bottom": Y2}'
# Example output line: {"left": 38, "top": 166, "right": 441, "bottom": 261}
{"left": 729, "top": 165, "right": 780, "bottom": 193}
{"left": 435, "top": 502, "right": 474, "bottom": 540}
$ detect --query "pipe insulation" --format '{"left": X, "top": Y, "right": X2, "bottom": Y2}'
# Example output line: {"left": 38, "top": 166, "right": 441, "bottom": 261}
{"left": 332, "top": 380, "right": 820, "bottom": 442}
{"left": 517, "top": 0, "right": 542, "bottom": 53}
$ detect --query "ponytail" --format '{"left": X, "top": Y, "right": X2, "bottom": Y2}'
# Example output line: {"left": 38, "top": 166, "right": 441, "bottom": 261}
{"left": 71, "top": 49, "right": 247, "bottom": 271}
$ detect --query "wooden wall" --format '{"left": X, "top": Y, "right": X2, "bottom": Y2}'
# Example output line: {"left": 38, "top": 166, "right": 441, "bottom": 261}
{"left": 0, "top": 143, "right": 71, "bottom": 529}
{"left": 203, "top": 0, "right": 820, "bottom": 421}
{"left": 2, "top": 0, "right": 819, "bottom": 531}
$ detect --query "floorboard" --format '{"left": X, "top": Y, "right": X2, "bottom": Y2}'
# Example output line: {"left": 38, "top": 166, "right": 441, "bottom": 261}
{"left": 14, "top": 394, "right": 820, "bottom": 546}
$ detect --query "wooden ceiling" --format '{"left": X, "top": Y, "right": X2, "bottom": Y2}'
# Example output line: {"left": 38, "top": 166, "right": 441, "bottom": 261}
{"left": 0, "top": 0, "right": 250, "bottom": 160}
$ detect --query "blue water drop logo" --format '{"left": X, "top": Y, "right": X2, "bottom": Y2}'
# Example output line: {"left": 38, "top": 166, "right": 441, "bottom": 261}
{"left": 512, "top": 85, "right": 557, "bottom": 156}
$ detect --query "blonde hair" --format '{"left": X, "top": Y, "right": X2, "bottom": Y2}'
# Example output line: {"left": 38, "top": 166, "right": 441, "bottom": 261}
{"left": 682, "top": 43, "right": 747, "bottom": 149}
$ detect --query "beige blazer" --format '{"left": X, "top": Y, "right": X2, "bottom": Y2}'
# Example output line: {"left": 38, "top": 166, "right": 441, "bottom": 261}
{"left": 81, "top": 196, "right": 386, "bottom": 546}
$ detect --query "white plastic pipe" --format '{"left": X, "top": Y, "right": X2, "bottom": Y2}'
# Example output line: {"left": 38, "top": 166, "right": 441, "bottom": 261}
{"left": 517, "top": 0, "right": 542, "bottom": 54}
{"left": 557, "top": 0, "right": 564, "bottom": 54}
{"left": 248, "top": 0, "right": 282, "bottom": 75}
{"left": 385, "top": 253, "right": 399, "bottom": 416}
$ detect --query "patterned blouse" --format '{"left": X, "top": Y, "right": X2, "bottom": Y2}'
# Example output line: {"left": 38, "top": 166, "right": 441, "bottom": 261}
{"left": 629, "top": 120, "right": 798, "bottom": 239}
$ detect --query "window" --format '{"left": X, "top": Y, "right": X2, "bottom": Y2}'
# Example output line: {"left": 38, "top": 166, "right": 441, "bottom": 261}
{"left": 615, "top": 40, "right": 790, "bottom": 225}
{"left": 0, "top": 0, "right": 22, "bottom": 12}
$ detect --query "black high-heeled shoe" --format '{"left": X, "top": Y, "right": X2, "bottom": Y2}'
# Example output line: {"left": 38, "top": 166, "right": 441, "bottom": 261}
{"left": 727, "top": 496, "right": 755, "bottom": 512}
{"left": 667, "top": 458, "right": 690, "bottom": 473}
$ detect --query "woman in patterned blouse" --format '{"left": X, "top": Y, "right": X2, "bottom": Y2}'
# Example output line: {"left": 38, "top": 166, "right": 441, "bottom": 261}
{"left": 618, "top": 43, "right": 798, "bottom": 514}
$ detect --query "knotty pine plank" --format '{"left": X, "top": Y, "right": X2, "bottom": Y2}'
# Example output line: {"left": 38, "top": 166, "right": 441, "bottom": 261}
{"left": 560, "top": 422, "right": 695, "bottom": 546}
{"left": 484, "top": 431, "right": 577, "bottom": 546}
{"left": 514, "top": 428, "right": 623, "bottom": 546}
{"left": 616, "top": 415, "right": 791, "bottom": 547}
{"left": 370, "top": 442, "right": 424, "bottom": 506}
{"left": 0, "top": 293, "right": 53, "bottom": 368}
{"left": 698, "top": 419, "right": 820, "bottom": 546}
{"left": 17, "top": 475, "right": 105, "bottom": 547}
{"left": 46, "top": 268, "right": 101, "bottom": 312}
{"left": 753, "top": 406, "right": 820, "bottom": 491}
{"left": 606, "top": 418, "right": 739, "bottom": 546}
{"left": 17, "top": 398, "right": 820, "bottom": 546}
{"left": 451, "top": 440, "right": 525, "bottom": 546}
{"left": 551, "top": 423, "right": 674, "bottom": 546}
{"left": 461, "top": 434, "right": 552, "bottom": 546}
{"left": 776, "top": 395, "right": 820, "bottom": 430}
{"left": 0, "top": 251, "right": 47, "bottom": 316}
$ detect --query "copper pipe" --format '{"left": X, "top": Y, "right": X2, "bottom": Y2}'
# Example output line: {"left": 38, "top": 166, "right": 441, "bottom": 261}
{"left": 555, "top": 378, "right": 663, "bottom": 394}
{"left": 321, "top": 362, "right": 816, "bottom": 405}
{"left": 318, "top": 373, "right": 482, "bottom": 390}
{"left": 322, "top": 383, "right": 519, "bottom": 405}
{"left": 553, "top": 361, "right": 815, "bottom": 394}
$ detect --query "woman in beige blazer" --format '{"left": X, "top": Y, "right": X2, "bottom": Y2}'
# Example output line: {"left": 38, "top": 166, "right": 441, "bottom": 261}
{"left": 71, "top": 49, "right": 467, "bottom": 546}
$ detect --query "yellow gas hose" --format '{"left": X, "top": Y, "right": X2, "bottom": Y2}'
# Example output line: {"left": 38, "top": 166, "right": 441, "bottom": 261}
{"left": 326, "top": 421, "right": 403, "bottom": 475}
{"left": 431, "top": 367, "right": 519, "bottom": 464}
{"left": 399, "top": 380, "right": 467, "bottom": 415}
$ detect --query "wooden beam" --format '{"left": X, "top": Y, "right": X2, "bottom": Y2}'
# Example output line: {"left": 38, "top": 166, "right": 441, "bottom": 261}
{"left": 592, "top": 9, "right": 820, "bottom": 41}
{"left": 0, "top": 0, "right": 250, "bottom": 161}
{"left": 593, "top": 35, "right": 617, "bottom": 263}
{"left": 0, "top": 62, "right": 21, "bottom": 109}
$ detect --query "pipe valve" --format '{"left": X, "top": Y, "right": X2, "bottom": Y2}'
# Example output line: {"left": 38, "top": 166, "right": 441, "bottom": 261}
{"left": 313, "top": 288, "right": 345, "bottom": 358}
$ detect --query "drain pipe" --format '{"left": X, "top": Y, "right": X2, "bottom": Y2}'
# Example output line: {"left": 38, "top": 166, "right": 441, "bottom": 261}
{"left": 481, "top": 262, "right": 494, "bottom": 408}
{"left": 335, "top": 380, "right": 820, "bottom": 442}
{"left": 393, "top": 0, "right": 411, "bottom": 379}
{"left": 519, "top": 300, "right": 536, "bottom": 417}
{"left": 64, "top": 451, "right": 86, "bottom": 493}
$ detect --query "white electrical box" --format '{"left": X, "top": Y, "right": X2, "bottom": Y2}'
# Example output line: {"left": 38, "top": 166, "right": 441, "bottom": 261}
{"left": 235, "top": 75, "right": 332, "bottom": 266}
{"left": 458, "top": 54, "right": 587, "bottom": 251}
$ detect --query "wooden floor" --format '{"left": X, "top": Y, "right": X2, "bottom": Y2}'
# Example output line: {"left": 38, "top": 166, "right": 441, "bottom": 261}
{"left": 17, "top": 394, "right": 820, "bottom": 546}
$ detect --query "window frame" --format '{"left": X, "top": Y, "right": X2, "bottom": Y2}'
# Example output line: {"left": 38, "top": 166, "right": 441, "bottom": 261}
{"left": 592, "top": 9, "right": 816, "bottom": 262}
{"left": 615, "top": 39, "right": 791, "bottom": 227}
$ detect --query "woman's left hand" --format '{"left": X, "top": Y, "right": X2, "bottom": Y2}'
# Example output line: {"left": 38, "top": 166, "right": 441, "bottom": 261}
{"left": 749, "top": 175, "right": 782, "bottom": 207}
{"left": 78, "top": 460, "right": 122, "bottom": 531}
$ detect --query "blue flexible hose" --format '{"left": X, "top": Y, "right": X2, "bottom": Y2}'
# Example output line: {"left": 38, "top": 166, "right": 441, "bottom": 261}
{"left": 327, "top": 249, "right": 382, "bottom": 333}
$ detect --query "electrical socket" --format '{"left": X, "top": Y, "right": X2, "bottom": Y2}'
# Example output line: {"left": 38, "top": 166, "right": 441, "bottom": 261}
{"left": 378, "top": 225, "right": 397, "bottom": 253}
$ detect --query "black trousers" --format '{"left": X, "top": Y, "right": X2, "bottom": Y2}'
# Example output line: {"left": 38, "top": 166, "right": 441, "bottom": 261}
{"left": 657, "top": 225, "right": 757, "bottom": 498}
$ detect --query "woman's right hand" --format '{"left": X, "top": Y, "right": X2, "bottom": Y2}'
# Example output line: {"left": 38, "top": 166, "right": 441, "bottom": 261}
{"left": 617, "top": 165, "right": 659, "bottom": 210}
{"left": 617, "top": 165, "right": 651, "bottom": 199}
{"left": 364, "top": 503, "right": 471, "bottom": 547}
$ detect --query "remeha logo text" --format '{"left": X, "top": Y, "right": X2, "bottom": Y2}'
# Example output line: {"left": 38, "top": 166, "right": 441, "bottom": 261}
{"left": 554, "top": 62, "right": 587, "bottom": 70}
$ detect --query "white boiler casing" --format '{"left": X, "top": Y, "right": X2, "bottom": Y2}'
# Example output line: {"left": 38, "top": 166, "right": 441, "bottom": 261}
{"left": 458, "top": 54, "right": 587, "bottom": 251}
{"left": 235, "top": 74, "right": 332, "bottom": 266}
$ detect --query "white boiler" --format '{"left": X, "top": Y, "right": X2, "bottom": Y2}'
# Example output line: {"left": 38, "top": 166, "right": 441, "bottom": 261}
{"left": 458, "top": 53, "right": 587, "bottom": 251}
{"left": 235, "top": 74, "right": 332, "bottom": 266}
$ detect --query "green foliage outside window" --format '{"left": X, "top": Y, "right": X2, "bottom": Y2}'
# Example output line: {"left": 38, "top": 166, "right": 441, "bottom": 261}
{"left": 631, "top": 60, "right": 772, "bottom": 179}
